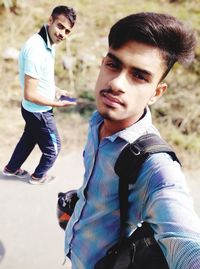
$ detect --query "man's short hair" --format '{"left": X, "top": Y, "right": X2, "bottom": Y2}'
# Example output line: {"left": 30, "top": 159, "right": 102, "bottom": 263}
{"left": 51, "top": 5, "right": 76, "bottom": 27}
{"left": 109, "top": 12, "right": 196, "bottom": 80}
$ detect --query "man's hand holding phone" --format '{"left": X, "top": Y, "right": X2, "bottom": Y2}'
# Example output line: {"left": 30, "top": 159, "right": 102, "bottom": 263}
{"left": 58, "top": 95, "right": 77, "bottom": 107}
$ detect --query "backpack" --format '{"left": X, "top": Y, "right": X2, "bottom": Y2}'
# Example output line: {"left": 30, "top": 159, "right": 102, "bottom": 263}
{"left": 95, "top": 133, "right": 180, "bottom": 269}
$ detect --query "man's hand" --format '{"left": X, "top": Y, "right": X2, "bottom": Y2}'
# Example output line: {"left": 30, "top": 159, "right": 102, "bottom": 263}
{"left": 56, "top": 99, "right": 77, "bottom": 107}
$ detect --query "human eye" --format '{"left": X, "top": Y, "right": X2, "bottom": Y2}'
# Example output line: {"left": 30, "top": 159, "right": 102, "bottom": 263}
{"left": 65, "top": 29, "right": 70, "bottom": 35}
{"left": 57, "top": 23, "right": 64, "bottom": 30}
{"left": 132, "top": 70, "right": 149, "bottom": 82}
{"left": 104, "top": 58, "right": 119, "bottom": 70}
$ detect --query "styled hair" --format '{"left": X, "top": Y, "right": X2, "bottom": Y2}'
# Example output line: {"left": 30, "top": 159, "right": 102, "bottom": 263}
{"left": 108, "top": 12, "right": 197, "bottom": 80}
{"left": 51, "top": 5, "right": 76, "bottom": 27}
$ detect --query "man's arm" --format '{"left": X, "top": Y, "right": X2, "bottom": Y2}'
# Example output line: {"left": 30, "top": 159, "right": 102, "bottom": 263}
{"left": 142, "top": 157, "right": 200, "bottom": 269}
{"left": 24, "top": 74, "right": 76, "bottom": 107}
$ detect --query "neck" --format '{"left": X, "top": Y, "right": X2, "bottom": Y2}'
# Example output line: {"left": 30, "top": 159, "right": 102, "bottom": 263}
{"left": 99, "top": 112, "right": 146, "bottom": 141}
{"left": 99, "top": 120, "right": 126, "bottom": 141}
{"left": 46, "top": 26, "right": 54, "bottom": 45}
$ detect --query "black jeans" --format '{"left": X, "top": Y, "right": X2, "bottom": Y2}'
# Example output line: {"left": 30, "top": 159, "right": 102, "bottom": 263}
{"left": 6, "top": 106, "right": 61, "bottom": 178}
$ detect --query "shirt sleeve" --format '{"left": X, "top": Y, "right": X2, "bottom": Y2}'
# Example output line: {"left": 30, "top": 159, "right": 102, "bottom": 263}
{"left": 22, "top": 45, "right": 43, "bottom": 79}
{"left": 142, "top": 155, "right": 200, "bottom": 269}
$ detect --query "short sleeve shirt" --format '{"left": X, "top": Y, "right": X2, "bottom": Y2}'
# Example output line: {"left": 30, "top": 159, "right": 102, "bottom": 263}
{"left": 19, "top": 25, "right": 55, "bottom": 112}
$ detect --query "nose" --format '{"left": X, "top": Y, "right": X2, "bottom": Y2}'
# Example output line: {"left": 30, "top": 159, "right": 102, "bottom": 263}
{"left": 60, "top": 32, "right": 65, "bottom": 38}
{"left": 59, "top": 29, "right": 66, "bottom": 39}
{"left": 108, "top": 72, "right": 126, "bottom": 94}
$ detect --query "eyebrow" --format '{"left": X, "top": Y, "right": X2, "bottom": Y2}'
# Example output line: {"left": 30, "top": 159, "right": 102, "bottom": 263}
{"left": 107, "top": 52, "right": 122, "bottom": 66}
{"left": 57, "top": 22, "right": 71, "bottom": 32}
{"left": 106, "top": 52, "right": 153, "bottom": 78}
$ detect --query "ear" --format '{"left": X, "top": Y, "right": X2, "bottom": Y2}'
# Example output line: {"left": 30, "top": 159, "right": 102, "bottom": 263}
{"left": 102, "top": 57, "right": 106, "bottom": 64}
{"left": 98, "top": 57, "right": 106, "bottom": 68}
{"left": 48, "top": 16, "right": 53, "bottom": 26}
{"left": 148, "top": 82, "right": 167, "bottom": 106}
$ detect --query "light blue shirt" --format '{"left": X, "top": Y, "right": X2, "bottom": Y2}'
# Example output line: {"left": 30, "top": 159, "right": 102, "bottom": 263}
{"left": 65, "top": 108, "right": 200, "bottom": 269}
{"left": 19, "top": 25, "right": 55, "bottom": 112}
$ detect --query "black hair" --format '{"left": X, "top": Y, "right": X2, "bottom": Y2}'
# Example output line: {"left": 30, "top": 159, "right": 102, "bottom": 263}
{"left": 109, "top": 12, "right": 196, "bottom": 80}
{"left": 51, "top": 5, "right": 76, "bottom": 27}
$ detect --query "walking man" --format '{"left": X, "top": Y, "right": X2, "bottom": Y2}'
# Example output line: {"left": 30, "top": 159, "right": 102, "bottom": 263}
{"left": 3, "top": 5, "right": 77, "bottom": 184}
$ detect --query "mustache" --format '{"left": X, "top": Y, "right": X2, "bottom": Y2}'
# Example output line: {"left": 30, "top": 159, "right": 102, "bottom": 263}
{"left": 100, "top": 88, "right": 124, "bottom": 105}
{"left": 100, "top": 88, "right": 113, "bottom": 94}
{"left": 56, "top": 34, "right": 64, "bottom": 40}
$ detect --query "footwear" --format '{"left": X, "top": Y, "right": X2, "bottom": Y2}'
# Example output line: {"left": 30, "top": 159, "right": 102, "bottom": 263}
{"left": 3, "top": 167, "right": 29, "bottom": 178}
{"left": 29, "top": 174, "right": 55, "bottom": 185}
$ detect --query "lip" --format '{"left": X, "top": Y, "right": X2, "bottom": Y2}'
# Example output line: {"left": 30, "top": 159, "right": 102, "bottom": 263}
{"left": 55, "top": 35, "right": 63, "bottom": 41}
{"left": 101, "top": 92, "right": 123, "bottom": 107}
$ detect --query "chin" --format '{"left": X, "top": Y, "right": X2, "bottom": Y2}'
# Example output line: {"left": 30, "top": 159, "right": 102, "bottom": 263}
{"left": 98, "top": 110, "right": 118, "bottom": 121}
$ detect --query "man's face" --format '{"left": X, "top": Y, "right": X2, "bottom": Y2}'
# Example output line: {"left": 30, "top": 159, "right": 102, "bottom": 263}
{"left": 95, "top": 41, "right": 167, "bottom": 129}
{"left": 48, "top": 14, "right": 72, "bottom": 44}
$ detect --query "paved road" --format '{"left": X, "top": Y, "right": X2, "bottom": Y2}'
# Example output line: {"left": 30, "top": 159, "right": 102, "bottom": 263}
{"left": 0, "top": 149, "right": 199, "bottom": 269}
{"left": 0, "top": 150, "right": 84, "bottom": 269}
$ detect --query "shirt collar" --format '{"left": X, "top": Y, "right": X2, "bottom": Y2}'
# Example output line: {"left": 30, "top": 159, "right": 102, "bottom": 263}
{"left": 90, "top": 107, "right": 155, "bottom": 143}
{"left": 38, "top": 24, "right": 53, "bottom": 51}
{"left": 117, "top": 107, "right": 153, "bottom": 143}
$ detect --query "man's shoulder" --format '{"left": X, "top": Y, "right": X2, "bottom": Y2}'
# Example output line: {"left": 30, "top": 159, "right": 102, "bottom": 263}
{"left": 139, "top": 151, "right": 184, "bottom": 186}
{"left": 145, "top": 151, "right": 180, "bottom": 168}
{"left": 116, "top": 133, "right": 181, "bottom": 186}
{"left": 21, "top": 33, "right": 45, "bottom": 55}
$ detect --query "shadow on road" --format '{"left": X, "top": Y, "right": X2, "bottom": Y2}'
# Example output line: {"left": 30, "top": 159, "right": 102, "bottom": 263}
{"left": 0, "top": 171, "right": 29, "bottom": 184}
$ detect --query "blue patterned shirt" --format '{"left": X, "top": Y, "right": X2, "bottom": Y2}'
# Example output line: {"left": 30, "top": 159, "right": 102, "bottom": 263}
{"left": 65, "top": 108, "right": 200, "bottom": 269}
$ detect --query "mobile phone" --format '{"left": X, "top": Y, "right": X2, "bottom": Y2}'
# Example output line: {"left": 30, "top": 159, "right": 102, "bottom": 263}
{"left": 60, "top": 95, "right": 77, "bottom": 102}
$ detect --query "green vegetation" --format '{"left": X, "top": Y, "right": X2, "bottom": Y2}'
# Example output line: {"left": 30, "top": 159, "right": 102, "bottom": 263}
{"left": 0, "top": 0, "right": 199, "bottom": 168}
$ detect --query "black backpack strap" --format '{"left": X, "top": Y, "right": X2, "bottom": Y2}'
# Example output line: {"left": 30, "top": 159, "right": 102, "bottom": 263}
{"left": 114, "top": 133, "right": 180, "bottom": 237}
{"left": 115, "top": 133, "right": 180, "bottom": 184}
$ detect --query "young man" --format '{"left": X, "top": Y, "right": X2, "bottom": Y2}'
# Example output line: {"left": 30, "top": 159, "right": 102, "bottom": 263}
{"left": 3, "top": 6, "right": 77, "bottom": 184}
{"left": 64, "top": 12, "right": 200, "bottom": 269}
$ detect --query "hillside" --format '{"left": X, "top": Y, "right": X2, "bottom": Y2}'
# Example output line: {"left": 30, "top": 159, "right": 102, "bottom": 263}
{"left": 0, "top": 0, "right": 199, "bottom": 168}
